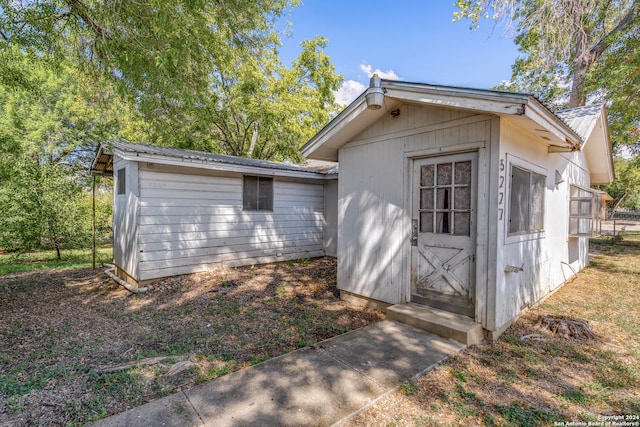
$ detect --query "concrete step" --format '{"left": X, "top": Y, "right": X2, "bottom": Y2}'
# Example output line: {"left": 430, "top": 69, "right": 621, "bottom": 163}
{"left": 386, "top": 303, "right": 483, "bottom": 345}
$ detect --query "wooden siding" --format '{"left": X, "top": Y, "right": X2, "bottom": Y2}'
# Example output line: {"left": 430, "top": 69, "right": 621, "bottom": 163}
{"left": 136, "top": 164, "right": 325, "bottom": 281}
{"left": 492, "top": 118, "right": 592, "bottom": 331}
{"left": 337, "top": 103, "right": 492, "bottom": 305}
{"left": 112, "top": 157, "right": 140, "bottom": 280}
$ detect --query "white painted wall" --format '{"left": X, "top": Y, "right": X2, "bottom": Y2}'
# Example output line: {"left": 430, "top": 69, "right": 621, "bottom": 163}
{"left": 337, "top": 103, "right": 493, "bottom": 305}
{"left": 135, "top": 163, "right": 325, "bottom": 281}
{"left": 113, "top": 155, "right": 140, "bottom": 280}
{"left": 491, "top": 119, "right": 592, "bottom": 331}
{"left": 323, "top": 179, "right": 338, "bottom": 257}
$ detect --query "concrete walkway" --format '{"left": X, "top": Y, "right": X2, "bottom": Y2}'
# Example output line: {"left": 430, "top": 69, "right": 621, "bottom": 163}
{"left": 90, "top": 320, "right": 465, "bottom": 427}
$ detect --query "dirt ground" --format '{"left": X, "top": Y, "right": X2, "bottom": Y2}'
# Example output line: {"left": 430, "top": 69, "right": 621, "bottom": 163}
{"left": 0, "top": 257, "right": 384, "bottom": 426}
{"left": 345, "top": 237, "right": 640, "bottom": 426}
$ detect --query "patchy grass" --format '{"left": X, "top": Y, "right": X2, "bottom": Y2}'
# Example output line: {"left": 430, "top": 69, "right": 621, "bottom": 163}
{"left": 347, "top": 231, "right": 640, "bottom": 426}
{"left": 0, "top": 245, "right": 113, "bottom": 275}
{"left": 0, "top": 257, "right": 383, "bottom": 426}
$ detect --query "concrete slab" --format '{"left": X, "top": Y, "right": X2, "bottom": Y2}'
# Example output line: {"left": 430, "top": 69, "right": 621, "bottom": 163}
{"left": 387, "top": 303, "right": 484, "bottom": 345}
{"left": 88, "top": 320, "right": 465, "bottom": 427}
{"left": 323, "top": 321, "right": 465, "bottom": 388}
{"left": 89, "top": 391, "right": 203, "bottom": 427}
{"left": 186, "top": 346, "right": 385, "bottom": 427}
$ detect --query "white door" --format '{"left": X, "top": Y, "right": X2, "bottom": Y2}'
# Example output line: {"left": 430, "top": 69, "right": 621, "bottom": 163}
{"left": 410, "top": 153, "right": 477, "bottom": 317}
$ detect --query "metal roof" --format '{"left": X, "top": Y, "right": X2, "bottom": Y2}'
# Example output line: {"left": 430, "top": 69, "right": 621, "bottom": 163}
{"left": 91, "top": 141, "right": 337, "bottom": 176}
{"left": 555, "top": 104, "right": 605, "bottom": 144}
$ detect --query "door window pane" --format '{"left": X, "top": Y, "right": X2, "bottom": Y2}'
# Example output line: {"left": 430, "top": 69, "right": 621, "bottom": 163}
{"left": 437, "top": 163, "right": 452, "bottom": 185}
{"left": 454, "top": 161, "right": 472, "bottom": 184}
{"left": 436, "top": 188, "right": 450, "bottom": 209}
{"left": 436, "top": 212, "right": 450, "bottom": 233}
{"left": 420, "top": 189, "right": 434, "bottom": 209}
{"left": 418, "top": 159, "right": 474, "bottom": 236}
{"left": 420, "top": 165, "right": 434, "bottom": 186}
{"left": 420, "top": 212, "right": 433, "bottom": 232}
{"left": 454, "top": 187, "right": 471, "bottom": 210}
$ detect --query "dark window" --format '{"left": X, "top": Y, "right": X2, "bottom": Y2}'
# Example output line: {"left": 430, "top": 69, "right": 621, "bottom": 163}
{"left": 117, "top": 168, "right": 126, "bottom": 195}
{"left": 243, "top": 176, "right": 273, "bottom": 211}
{"left": 508, "top": 165, "right": 545, "bottom": 234}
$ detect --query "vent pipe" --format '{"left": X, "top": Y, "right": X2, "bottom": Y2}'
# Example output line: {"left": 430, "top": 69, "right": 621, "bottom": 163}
{"left": 365, "top": 74, "right": 384, "bottom": 110}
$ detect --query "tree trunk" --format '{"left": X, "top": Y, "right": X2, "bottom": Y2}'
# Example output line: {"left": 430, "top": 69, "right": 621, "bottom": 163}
{"left": 569, "top": 12, "right": 591, "bottom": 108}
{"left": 247, "top": 122, "right": 258, "bottom": 158}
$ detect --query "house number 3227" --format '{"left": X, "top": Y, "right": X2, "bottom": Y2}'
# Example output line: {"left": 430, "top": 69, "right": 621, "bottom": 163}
{"left": 498, "top": 159, "right": 505, "bottom": 220}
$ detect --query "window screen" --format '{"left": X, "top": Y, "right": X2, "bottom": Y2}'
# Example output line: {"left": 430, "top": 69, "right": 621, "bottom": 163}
{"left": 117, "top": 168, "right": 126, "bottom": 195}
{"left": 418, "top": 160, "right": 472, "bottom": 236}
{"left": 569, "top": 185, "right": 602, "bottom": 237}
{"left": 243, "top": 176, "right": 273, "bottom": 211}
{"left": 508, "top": 165, "right": 545, "bottom": 235}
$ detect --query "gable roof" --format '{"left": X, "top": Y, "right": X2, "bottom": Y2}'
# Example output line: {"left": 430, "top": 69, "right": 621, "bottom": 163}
{"left": 301, "top": 79, "right": 583, "bottom": 162}
{"left": 301, "top": 79, "right": 614, "bottom": 185}
{"left": 91, "top": 141, "right": 335, "bottom": 179}
{"left": 556, "top": 104, "right": 614, "bottom": 184}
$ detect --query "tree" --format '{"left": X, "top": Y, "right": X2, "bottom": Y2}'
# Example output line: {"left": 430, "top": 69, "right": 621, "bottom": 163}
{"left": 1, "top": 1, "right": 341, "bottom": 162}
{"left": 454, "top": 0, "right": 640, "bottom": 152}
{"left": 0, "top": 53, "right": 142, "bottom": 255}
{"left": 602, "top": 157, "right": 640, "bottom": 211}
{"left": 0, "top": 158, "right": 89, "bottom": 258}
{"left": 149, "top": 36, "right": 342, "bottom": 162}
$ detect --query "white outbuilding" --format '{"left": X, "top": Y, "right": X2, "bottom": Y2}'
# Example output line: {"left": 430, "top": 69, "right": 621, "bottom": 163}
{"left": 91, "top": 141, "right": 338, "bottom": 285}
{"left": 93, "top": 78, "right": 614, "bottom": 342}
{"left": 301, "top": 77, "right": 614, "bottom": 340}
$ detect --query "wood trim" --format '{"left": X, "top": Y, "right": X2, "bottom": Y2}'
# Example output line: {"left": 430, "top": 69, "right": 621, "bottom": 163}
{"left": 404, "top": 140, "right": 486, "bottom": 159}
{"left": 347, "top": 115, "right": 492, "bottom": 149}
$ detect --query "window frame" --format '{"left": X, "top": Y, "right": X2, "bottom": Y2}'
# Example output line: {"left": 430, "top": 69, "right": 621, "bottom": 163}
{"left": 568, "top": 185, "right": 602, "bottom": 238}
{"left": 242, "top": 175, "right": 274, "bottom": 212}
{"left": 417, "top": 160, "right": 473, "bottom": 236}
{"left": 506, "top": 159, "right": 547, "bottom": 241}
{"left": 116, "top": 167, "right": 126, "bottom": 196}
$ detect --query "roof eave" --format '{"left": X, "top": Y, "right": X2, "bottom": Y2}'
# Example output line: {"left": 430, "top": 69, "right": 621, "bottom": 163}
{"left": 302, "top": 81, "right": 583, "bottom": 160}
{"left": 114, "top": 148, "right": 329, "bottom": 180}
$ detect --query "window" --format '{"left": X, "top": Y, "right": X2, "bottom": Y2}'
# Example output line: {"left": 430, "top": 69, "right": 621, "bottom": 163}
{"left": 419, "top": 160, "right": 472, "bottom": 236}
{"left": 569, "top": 185, "right": 602, "bottom": 237}
{"left": 117, "top": 168, "right": 126, "bottom": 195}
{"left": 243, "top": 175, "right": 273, "bottom": 211}
{"left": 508, "top": 165, "right": 545, "bottom": 235}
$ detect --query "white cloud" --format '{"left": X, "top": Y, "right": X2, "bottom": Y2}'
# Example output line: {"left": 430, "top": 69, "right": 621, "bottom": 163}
{"left": 332, "top": 64, "right": 403, "bottom": 107}
{"left": 359, "top": 64, "right": 401, "bottom": 80}
{"left": 334, "top": 79, "right": 366, "bottom": 106}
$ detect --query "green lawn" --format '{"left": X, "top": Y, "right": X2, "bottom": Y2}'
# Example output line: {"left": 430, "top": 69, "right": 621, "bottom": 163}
{"left": 0, "top": 245, "right": 113, "bottom": 275}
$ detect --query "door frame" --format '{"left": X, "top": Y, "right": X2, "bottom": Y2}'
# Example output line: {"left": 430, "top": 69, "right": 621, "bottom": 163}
{"left": 404, "top": 142, "right": 489, "bottom": 324}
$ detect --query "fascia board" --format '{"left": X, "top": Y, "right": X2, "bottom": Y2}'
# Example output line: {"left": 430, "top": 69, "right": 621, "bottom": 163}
{"left": 524, "top": 100, "right": 582, "bottom": 148}
{"left": 114, "top": 150, "right": 328, "bottom": 180}
{"left": 383, "top": 86, "right": 527, "bottom": 116}
{"left": 301, "top": 96, "right": 369, "bottom": 159}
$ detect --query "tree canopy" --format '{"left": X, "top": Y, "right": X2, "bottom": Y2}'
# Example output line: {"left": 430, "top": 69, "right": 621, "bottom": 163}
{"left": 0, "top": 53, "right": 141, "bottom": 255}
{"left": 0, "top": 0, "right": 342, "bottom": 161}
{"left": 0, "top": 1, "right": 344, "bottom": 254}
{"left": 454, "top": 0, "right": 640, "bottom": 153}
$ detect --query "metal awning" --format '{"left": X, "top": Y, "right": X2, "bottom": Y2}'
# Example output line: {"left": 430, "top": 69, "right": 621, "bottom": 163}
{"left": 90, "top": 145, "right": 113, "bottom": 176}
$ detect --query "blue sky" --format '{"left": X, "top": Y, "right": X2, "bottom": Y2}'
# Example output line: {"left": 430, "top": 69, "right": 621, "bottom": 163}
{"left": 277, "top": 1, "right": 520, "bottom": 105}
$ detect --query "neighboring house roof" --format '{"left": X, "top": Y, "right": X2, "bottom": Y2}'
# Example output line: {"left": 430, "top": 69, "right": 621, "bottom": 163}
{"left": 301, "top": 79, "right": 613, "bottom": 185}
{"left": 91, "top": 141, "right": 337, "bottom": 179}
